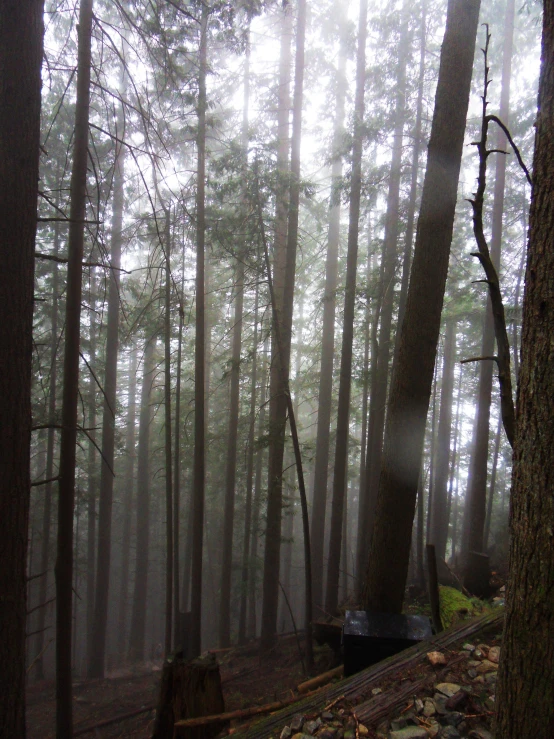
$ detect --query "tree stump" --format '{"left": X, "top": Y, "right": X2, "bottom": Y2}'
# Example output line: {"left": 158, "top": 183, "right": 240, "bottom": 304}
{"left": 152, "top": 653, "right": 227, "bottom": 739}
{"left": 464, "top": 551, "right": 491, "bottom": 598}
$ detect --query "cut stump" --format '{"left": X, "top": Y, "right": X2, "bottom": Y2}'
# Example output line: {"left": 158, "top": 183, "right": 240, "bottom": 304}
{"left": 152, "top": 653, "right": 227, "bottom": 739}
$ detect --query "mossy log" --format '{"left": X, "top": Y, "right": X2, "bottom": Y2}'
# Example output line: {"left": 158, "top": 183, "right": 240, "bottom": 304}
{"left": 152, "top": 653, "right": 227, "bottom": 739}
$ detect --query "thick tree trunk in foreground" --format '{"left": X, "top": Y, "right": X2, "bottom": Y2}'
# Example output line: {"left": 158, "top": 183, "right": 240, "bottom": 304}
{"left": 495, "top": 4, "right": 554, "bottom": 735}
{"left": 325, "top": 0, "right": 368, "bottom": 617}
{"left": 190, "top": 4, "right": 208, "bottom": 659}
{"left": 128, "top": 338, "right": 156, "bottom": 662}
{"left": 56, "top": 0, "right": 93, "bottom": 733}
{"left": 89, "top": 89, "right": 126, "bottom": 678}
{"left": 0, "top": 2, "right": 44, "bottom": 733}
{"left": 310, "top": 15, "right": 347, "bottom": 619}
{"left": 362, "top": 0, "right": 480, "bottom": 614}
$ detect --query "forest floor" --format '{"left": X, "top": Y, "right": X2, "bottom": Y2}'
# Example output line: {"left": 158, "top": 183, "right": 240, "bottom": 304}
{"left": 26, "top": 615, "right": 502, "bottom": 738}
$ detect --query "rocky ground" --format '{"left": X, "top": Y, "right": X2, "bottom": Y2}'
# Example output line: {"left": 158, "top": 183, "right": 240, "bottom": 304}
{"left": 270, "top": 640, "right": 501, "bottom": 739}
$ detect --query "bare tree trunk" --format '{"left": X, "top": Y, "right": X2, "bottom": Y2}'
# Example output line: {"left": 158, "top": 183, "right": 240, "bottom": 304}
{"left": 462, "top": 0, "right": 515, "bottom": 566}
{"left": 0, "top": 2, "right": 44, "bottom": 731}
{"left": 446, "top": 370, "right": 463, "bottom": 557}
{"left": 238, "top": 284, "right": 259, "bottom": 645}
{"left": 128, "top": 338, "right": 156, "bottom": 662}
{"left": 117, "top": 348, "right": 137, "bottom": 653}
{"left": 190, "top": 3, "right": 208, "bottom": 659}
{"left": 324, "top": 0, "right": 368, "bottom": 617}
{"left": 173, "top": 233, "right": 185, "bottom": 646}
{"left": 496, "top": 6, "right": 554, "bottom": 731}
{"left": 219, "top": 39, "right": 249, "bottom": 643}
{"left": 248, "top": 336, "right": 269, "bottom": 639}
{"left": 34, "top": 218, "right": 60, "bottom": 681}
{"left": 310, "top": 13, "right": 347, "bottom": 619}
{"left": 483, "top": 414, "right": 502, "bottom": 550}
{"left": 163, "top": 209, "right": 173, "bottom": 657}
{"left": 86, "top": 282, "right": 97, "bottom": 673}
{"left": 429, "top": 319, "right": 456, "bottom": 561}
{"left": 55, "top": 0, "right": 93, "bottom": 732}
{"left": 260, "top": 0, "right": 292, "bottom": 651}
{"left": 89, "top": 81, "right": 126, "bottom": 677}
{"left": 362, "top": 0, "right": 481, "bottom": 614}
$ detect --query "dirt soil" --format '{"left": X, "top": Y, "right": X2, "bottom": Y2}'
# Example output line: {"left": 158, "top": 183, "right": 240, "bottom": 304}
{"left": 26, "top": 636, "right": 323, "bottom": 738}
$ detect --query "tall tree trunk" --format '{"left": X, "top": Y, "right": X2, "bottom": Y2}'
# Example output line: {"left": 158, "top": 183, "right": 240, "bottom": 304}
{"left": 55, "top": 0, "right": 93, "bottom": 732}
{"left": 462, "top": 0, "right": 515, "bottom": 569}
{"left": 117, "top": 348, "right": 137, "bottom": 653}
{"left": 34, "top": 218, "right": 60, "bottom": 681}
{"left": 248, "top": 336, "right": 269, "bottom": 639}
{"left": 260, "top": 0, "right": 293, "bottom": 651}
{"left": 394, "top": 0, "right": 427, "bottom": 356}
{"left": 355, "top": 241, "right": 385, "bottom": 590}
{"left": 219, "top": 38, "right": 249, "bottom": 645}
{"left": 173, "top": 233, "right": 185, "bottom": 646}
{"left": 128, "top": 338, "right": 156, "bottom": 662}
{"left": 238, "top": 284, "right": 259, "bottom": 645}
{"left": 324, "top": 0, "right": 368, "bottom": 617}
{"left": 89, "top": 89, "right": 126, "bottom": 675}
{"left": 483, "top": 414, "right": 502, "bottom": 550}
{"left": 0, "top": 2, "right": 44, "bottom": 731}
{"left": 362, "top": 0, "right": 481, "bottom": 615}
{"left": 446, "top": 369, "right": 463, "bottom": 556}
{"left": 190, "top": 3, "right": 208, "bottom": 659}
{"left": 310, "top": 13, "right": 347, "bottom": 619}
{"left": 429, "top": 319, "right": 456, "bottom": 561}
{"left": 357, "top": 8, "right": 410, "bottom": 603}
{"left": 86, "top": 282, "right": 97, "bottom": 673}
{"left": 495, "top": 5, "right": 554, "bottom": 732}
{"left": 163, "top": 209, "right": 173, "bottom": 657}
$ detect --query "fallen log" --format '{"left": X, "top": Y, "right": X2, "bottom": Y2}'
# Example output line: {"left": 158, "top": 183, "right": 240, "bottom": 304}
{"left": 237, "top": 609, "right": 504, "bottom": 738}
{"left": 173, "top": 687, "right": 324, "bottom": 733}
{"left": 297, "top": 664, "right": 343, "bottom": 694}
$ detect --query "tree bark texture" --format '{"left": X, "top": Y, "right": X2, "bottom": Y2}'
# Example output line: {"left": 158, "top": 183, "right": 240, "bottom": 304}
{"left": 325, "top": 0, "right": 368, "bottom": 617}
{"left": 86, "top": 288, "right": 97, "bottom": 673}
{"left": 362, "top": 0, "right": 481, "bottom": 614}
{"left": 0, "top": 1, "right": 44, "bottom": 733}
{"left": 55, "top": 0, "right": 93, "bottom": 733}
{"left": 495, "top": 3, "right": 554, "bottom": 734}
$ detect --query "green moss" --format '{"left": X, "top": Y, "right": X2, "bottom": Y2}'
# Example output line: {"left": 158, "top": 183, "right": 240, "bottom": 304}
{"left": 439, "top": 586, "right": 488, "bottom": 628}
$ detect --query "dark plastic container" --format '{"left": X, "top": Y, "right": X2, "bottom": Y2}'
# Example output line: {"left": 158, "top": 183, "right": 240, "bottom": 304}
{"left": 342, "top": 610, "right": 432, "bottom": 676}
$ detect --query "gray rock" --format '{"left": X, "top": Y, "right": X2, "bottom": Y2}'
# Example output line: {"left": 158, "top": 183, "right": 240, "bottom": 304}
{"left": 423, "top": 699, "right": 436, "bottom": 717}
{"left": 439, "top": 727, "right": 460, "bottom": 738}
{"left": 433, "top": 695, "right": 449, "bottom": 715}
{"left": 316, "top": 728, "right": 338, "bottom": 739}
{"left": 390, "top": 718, "right": 407, "bottom": 731}
{"left": 414, "top": 698, "right": 424, "bottom": 714}
{"left": 280, "top": 727, "right": 292, "bottom": 739}
{"left": 435, "top": 683, "right": 461, "bottom": 697}
{"left": 321, "top": 711, "right": 334, "bottom": 721}
{"left": 462, "top": 643, "right": 475, "bottom": 652}
{"left": 388, "top": 728, "right": 428, "bottom": 739}
{"left": 303, "top": 718, "right": 321, "bottom": 735}
{"left": 445, "top": 711, "right": 464, "bottom": 726}
{"left": 468, "top": 668, "right": 478, "bottom": 679}
{"left": 468, "top": 729, "right": 494, "bottom": 739}
{"left": 290, "top": 714, "right": 305, "bottom": 732}
{"left": 484, "top": 671, "right": 498, "bottom": 685}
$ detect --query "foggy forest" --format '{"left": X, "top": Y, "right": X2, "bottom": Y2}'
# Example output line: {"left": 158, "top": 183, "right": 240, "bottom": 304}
{"left": 1, "top": 0, "right": 553, "bottom": 737}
